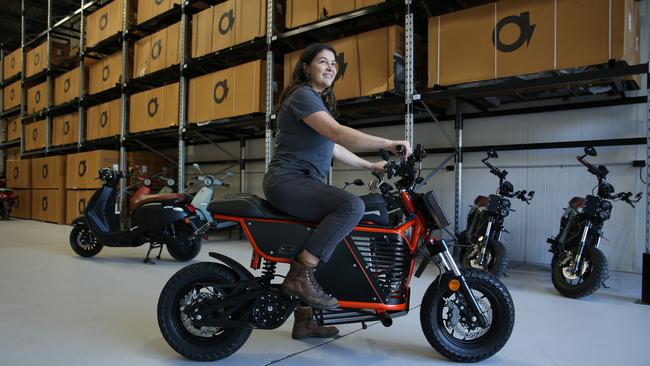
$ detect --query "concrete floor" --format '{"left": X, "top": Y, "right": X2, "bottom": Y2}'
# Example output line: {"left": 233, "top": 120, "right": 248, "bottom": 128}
{"left": 0, "top": 218, "right": 649, "bottom": 366}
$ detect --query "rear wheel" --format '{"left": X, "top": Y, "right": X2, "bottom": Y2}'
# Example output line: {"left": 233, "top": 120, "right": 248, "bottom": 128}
{"left": 420, "top": 269, "right": 515, "bottom": 362}
{"left": 551, "top": 246, "right": 607, "bottom": 298}
{"left": 69, "top": 222, "right": 103, "bottom": 257}
{"left": 165, "top": 223, "right": 201, "bottom": 261}
{"left": 157, "top": 262, "right": 252, "bottom": 361}
{"left": 461, "top": 240, "right": 509, "bottom": 278}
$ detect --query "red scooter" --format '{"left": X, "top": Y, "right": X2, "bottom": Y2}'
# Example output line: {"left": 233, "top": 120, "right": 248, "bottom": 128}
{"left": 0, "top": 176, "right": 16, "bottom": 220}
{"left": 157, "top": 145, "right": 515, "bottom": 362}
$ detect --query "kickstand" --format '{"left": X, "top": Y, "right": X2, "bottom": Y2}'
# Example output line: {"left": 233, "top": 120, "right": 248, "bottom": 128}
{"left": 143, "top": 242, "right": 164, "bottom": 264}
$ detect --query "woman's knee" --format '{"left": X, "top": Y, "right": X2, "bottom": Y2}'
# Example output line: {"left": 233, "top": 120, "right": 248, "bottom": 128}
{"left": 346, "top": 196, "right": 365, "bottom": 222}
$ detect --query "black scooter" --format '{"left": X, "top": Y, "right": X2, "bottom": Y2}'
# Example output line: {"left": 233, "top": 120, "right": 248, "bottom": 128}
{"left": 458, "top": 150, "right": 534, "bottom": 277}
{"left": 69, "top": 168, "right": 202, "bottom": 263}
{"left": 547, "top": 146, "right": 641, "bottom": 298}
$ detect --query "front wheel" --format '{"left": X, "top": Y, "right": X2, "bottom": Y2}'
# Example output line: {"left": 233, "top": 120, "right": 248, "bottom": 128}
{"left": 420, "top": 269, "right": 515, "bottom": 362}
{"left": 157, "top": 262, "right": 252, "bottom": 361}
{"left": 69, "top": 222, "right": 103, "bottom": 257}
{"left": 460, "top": 240, "right": 509, "bottom": 278}
{"left": 165, "top": 223, "right": 202, "bottom": 261}
{"left": 551, "top": 246, "right": 608, "bottom": 298}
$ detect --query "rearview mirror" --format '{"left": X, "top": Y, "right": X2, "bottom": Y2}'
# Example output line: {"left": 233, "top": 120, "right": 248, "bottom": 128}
{"left": 353, "top": 179, "right": 364, "bottom": 186}
{"left": 584, "top": 146, "right": 597, "bottom": 157}
{"left": 487, "top": 149, "right": 498, "bottom": 159}
{"left": 192, "top": 163, "right": 203, "bottom": 174}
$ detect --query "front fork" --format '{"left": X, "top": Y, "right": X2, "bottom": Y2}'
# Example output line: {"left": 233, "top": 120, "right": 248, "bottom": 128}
{"left": 572, "top": 221, "right": 592, "bottom": 275}
{"left": 478, "top": 220, "right": 494, "bottom": 265}
{"left": 426, "top": 238, "right": 489, "bottom": 328}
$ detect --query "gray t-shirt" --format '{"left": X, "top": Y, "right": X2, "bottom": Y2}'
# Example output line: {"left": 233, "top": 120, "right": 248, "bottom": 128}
{"left": 269, "top": 85, "right": 335, "bottom": 179}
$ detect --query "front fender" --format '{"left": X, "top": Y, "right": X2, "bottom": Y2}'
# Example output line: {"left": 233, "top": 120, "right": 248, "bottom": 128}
{"left": 71, "top": 216, "right": 85, "bottom": 226}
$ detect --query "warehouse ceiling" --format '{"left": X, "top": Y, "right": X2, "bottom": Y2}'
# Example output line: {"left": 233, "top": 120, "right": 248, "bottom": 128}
{"left": 0, "top": 0, "right": 80, "bottom": 51}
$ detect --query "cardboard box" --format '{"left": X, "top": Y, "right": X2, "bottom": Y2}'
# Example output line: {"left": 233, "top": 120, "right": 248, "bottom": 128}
{"left": 5, "top": 147, "right": 20, "bottom": 160}
{"left": 133, "top": 22, "right": 180, "bottom": 78}
{"left": 6, "top": 159, "right": 32, "bottom": 188}
{"left": 54, "top": 67, "right": 85, "bottom": 105}
{"left": 284, "top": 25, "right": 403, "bottom": 100}
{"left": 137, "top": 0, "right": 181, "bottom": 24}
{"left": 86, "top": 98, "right": 121, "bottom": 140}
{"left": 66, "top": 150, "right": 119, "bottom": 189}
{"left": 3, "top": 48, "right": 22, "bottom": 80}
{"left": 6, "top": 116, "right": 20, "bottom": 141}
{"left": 191, "top": 0, "right": 266, "bottom": 58}
{"left": 89, "top": 50, "right": 125, "bottom": 95}
{"left": 25, "top": 42, "right": 70, "bottom": 78}
{"left": 427, "top": 0, "right": 640, "bottom": 87}
{"left": 3, "top": 80, "right": 22, "bottom": 111}
{"left": 188, "top": 59, "right": 264, "bottom": 123}
{"left": 286, "top": 0, "right": 384, "bottom": 28}
{"left": 31, "top": 155, "right": 66, "bottom": 189}
{"left": 129, "top": 82, "right": 179, "bottom": 133}
{"left": 27, "top": 82, "right": 49, "bottom": 114}
{"left": 24, "top": 120, "right": 46, "bottom": 151}
{"left": 32, "top": 189, "right": 66, "bottom": 224}
{"left": 52, "top": 112, "right": 80, "bottom": 146}
{"left": 66, "top": 189, "right": 96, "bottom": 224}
{"left": 11, "top": 189, "right": 31, "bottom": 219}
{"left": 86, "top": 0, "right": 135, "bottom": 47}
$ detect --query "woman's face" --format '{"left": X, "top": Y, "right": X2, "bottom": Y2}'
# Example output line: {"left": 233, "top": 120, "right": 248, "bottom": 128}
{"left": 304, "top": 49, "right": 337, "bottom": 93}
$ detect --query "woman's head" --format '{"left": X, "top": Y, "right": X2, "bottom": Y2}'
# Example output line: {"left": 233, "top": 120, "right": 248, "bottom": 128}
{"left": 278, "top": 43, "right": 338, "bottom": 113}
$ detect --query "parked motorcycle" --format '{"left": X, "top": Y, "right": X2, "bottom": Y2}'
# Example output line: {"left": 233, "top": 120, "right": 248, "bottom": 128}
{"left": 547, "top": 146, "right": 641, "bottom": 298}
{"left": 69, "top": 168, "right": 202, "bottom": 263}
{"left": 188, "top": 163, "right": 238, "bottom": 235}
{"left": 0, "top": 175, "right": 16, "bottom": 220}
{"left": 157, "top": 145, "right": 515, "bottom": 362}
{"left": 458, "top": 150, "right": 534, "bottom": 277}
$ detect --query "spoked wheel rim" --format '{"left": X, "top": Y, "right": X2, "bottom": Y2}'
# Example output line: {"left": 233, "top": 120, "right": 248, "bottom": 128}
{"left": 174, "top": 282, "right": 230, "bottom": 344}
{"left": 439, "top": 287, "right": 497, "bottom": 345}
{"left": 76, "top": 227, "right": 99, "bottom": 252}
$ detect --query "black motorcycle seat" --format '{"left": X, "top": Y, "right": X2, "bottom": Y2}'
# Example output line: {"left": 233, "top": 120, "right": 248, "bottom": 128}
{"left": 207, "top": 194, "right": 298, "bottom": 221}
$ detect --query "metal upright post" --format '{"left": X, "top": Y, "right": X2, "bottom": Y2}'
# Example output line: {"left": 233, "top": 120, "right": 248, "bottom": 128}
{"left": 178, "top": 0, "right": 189, "bottom": 193}
{"left": 19, "top": 0, "right": 25, "bottom": 157}
{"left": 264, "top": 0, "right": 274, "bottom": 171}
{"left": 45, "top": 0, "right": 53, "bottom": 153}
{"left": 240, "top": 138, "right": 245, "bottom": 192}
{"left": 454, "top": 99, "right": 463, "bottom": 236}
{"left": 118, "top": 0, "right": 129, "bottom": 218}
{"left": 78, "top": 0, "right": 86, "bottom": 147}
{"left": 642, "top": 42, "right": 650, "bottom": 304}
{"left": 404, "top": 0, "right": 414, "bottom": 146}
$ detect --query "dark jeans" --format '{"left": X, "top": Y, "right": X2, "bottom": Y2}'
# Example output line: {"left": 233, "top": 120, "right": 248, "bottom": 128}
{"left": 263, "top": 169, "right": 364, "bottom": 263}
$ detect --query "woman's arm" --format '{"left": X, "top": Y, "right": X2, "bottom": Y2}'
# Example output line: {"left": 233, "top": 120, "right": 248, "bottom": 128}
{"left": 303, "top": 111, "right": 412, "bottom": 156}
{"left": 332, "top": 144, "right": 387, "bottom": 172}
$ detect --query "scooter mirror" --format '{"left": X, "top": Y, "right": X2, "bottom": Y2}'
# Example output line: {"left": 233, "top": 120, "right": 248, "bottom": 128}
{"left": 584, "top": 146, "right": 597, "bottom": 157}
{"left": 353, "top": 179, "right": 364, "bottom": 186}
{"left": 528, "top": 191, "right": 535, "bottom": 198}
{"left": 487, "top": 149, "right": 499, "bottom": 159}
{"left": 192, "top": 163, "right": 203, "bottom": 174}
{"left": 224, "top": 171, "right": 235, "bottom": 178}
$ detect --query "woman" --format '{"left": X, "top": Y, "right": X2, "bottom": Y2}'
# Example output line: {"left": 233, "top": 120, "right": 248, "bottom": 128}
{"left": 263, "top": 43, "right": 412, "bottom": 338}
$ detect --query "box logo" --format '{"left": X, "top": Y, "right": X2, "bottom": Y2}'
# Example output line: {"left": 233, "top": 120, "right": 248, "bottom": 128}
{"left": 34, "top": 53, "right": 40, "bottom": 66}
{"left": 64, "top": 78, "right": 71, "bottom": 92}
{"left": 218, "top": 9, "right": 235, "bottom": 35}
{"left": 41, "top": 196, "right": 48, "bottom": 211}
{"left": 148, "top": 97, "right": 159, "bottom": 117}
{"left": 492, "top": 12, "right": 535, "bottom": 53}
{"left": 78, "top": 160, "right": 87, "bottom": 177}
{"left": 213, "top": 80, "right": 229, "bottom": 104}
{"left": 10, "top": 56, "right": 15, "bottom": 68}
{"left": 102, "top": 65, "right": 110, "bottom": 81}
{"left": 10, "top": 88, "right": 15, "bottom": 101}
{"left": 32, "top": 128, "right": 38, "bottom": 141}
{"left": 100, "top": 111, "right": 108, "bottom": 127}
{"left": 13, "top": 166, "right": 18, "bottom": 179}
{"left": 99, "top": 13, "right": 108, "bottom": 30}
{"left": 151, "top": 40, "right": 162, "bottom": 60}
{"left": 42, "top": 164, "right": 48, "bottom": 179}
{"left": 79, "top": 198, "right": 86, "bottom": 214}
{"left": 35, "top": 90, "right": 41, "bottom": 103}
{"left": 63, "top": 120, "right": 70, "bottom": 135}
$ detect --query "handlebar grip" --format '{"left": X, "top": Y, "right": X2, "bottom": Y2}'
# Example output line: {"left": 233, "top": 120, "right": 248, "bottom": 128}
{"left": 380, "top": 149, "right": 391, "bottom": 161}
{"left": 395, "top": 145, "right": 404, "bottom": 153}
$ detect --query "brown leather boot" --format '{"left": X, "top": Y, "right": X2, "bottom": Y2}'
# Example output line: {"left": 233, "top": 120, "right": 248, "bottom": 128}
{"left": 291, "top": 306, "right": 339, "bottom": 340}
{"left": 282, "top": 260, "right": 339, "bottom": 310}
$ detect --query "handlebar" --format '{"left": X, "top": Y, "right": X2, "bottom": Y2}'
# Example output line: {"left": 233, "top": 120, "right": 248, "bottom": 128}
{"left": 609, "top": 191, "right": 643, "bottom": 207}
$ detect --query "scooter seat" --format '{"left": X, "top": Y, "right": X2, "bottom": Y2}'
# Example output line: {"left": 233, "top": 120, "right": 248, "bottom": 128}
{"left": 130, "top": 193, "right": 187, "bottom": 212}
{"left": 207, "top": 194, "right": 297, "bottom": 221}
{"left": 0, "top": 188, "right": 13, "bottom": 193}
{"left": 569, "top": 196, "right": 585, "bottom": 209}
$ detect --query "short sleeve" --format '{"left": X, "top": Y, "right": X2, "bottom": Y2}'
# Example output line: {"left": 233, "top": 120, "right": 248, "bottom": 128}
{"left": 287, "top": 86, "right": 329, "bottom": 120}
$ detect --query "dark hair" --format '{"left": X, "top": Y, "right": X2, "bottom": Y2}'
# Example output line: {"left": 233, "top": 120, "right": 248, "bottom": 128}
{"left": 277, "top": 43, "right": 338, "bottom": 115}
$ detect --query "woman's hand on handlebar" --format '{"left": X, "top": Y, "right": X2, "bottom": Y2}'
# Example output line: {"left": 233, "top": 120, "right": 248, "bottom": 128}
{"left": 387, "top": 140, "right": 413, "bottom": 159}
{"left": 370, "top": 161, "right": 389, "bottom": 173}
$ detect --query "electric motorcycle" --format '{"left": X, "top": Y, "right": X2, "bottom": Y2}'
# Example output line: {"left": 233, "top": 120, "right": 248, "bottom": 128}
{"left": 458, "top": 150, "right": 534, "bottom": 277}
{"left": 69, "top": 168, "right": 202, "bottom": 263}
{"left": 547, "top": 146, "right": 641, "bottom": 298}
{"left": 0, "top": 175, "right": 16, "bottom": 220}
{"left": 157, "top": 145, "right": 515, "bottom": 362}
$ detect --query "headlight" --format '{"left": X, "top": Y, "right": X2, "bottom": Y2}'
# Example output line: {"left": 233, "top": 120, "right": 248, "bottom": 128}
{"left": 598, "top": 210, "right": 610, "bottom": 220}
{"left": 599, "top": 200, "right": 612, "bottom": 211}
{"left": 499, "top": 208, "right": 510, "bottom": 218}
{"left": 500, "top": 199, "right": 511, "bottom": 209}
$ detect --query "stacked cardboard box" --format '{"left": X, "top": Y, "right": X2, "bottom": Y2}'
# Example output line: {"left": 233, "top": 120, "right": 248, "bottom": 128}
{"left": 54, "top": 67, "right": 86, "bottom": 105}
{"left": 3, "top": 80, "right": 21, "bottom": 111}
{"left": 286, "top": 0, "right": 384, "bottom": 28}
{"left": 86, "top": 99, "right": 121, "bottom": 140}
{"left": 283, "top": 25, "right": 405, "bottom": 100}
{"left": 66, "top": 150, "right": 119, "bottom": 189}
{"left": 24, "top": 120, "right": 46, "bottom": 151}
{"left": 191, "top": 0, "right": 266, "bottom": 58}
{"left": 6, "top": 116, "right": 20, "bottom": 141}
{"left": 26, "top": 82, "right": 49, "bottom": 114}
{"left": 134, "top": 22, "right": 180, "bottom": 78}
{"left": 52, "top": 112, "right": 80, "bottom": 147}
{"left": 427, "top": 0, "right": 640, "bottom": 87}
{"left": 88, "top": 50, "right": 126, "bottom": 95}
{"left": 137, "top": 0, "right": 181, "bottom": 24}
{"left": 3, "top": 48, "right": 22, "bottom": 80}
{"left": 31, "top": 156, "right": 66, "bottom": 224}
{"left": 129, "top": 83, "right": 179, "bottom": 133}
{"left": 66, "top": 189, "right": 95, "bottom": 224}
{"left": 11, "top": 189, "right": 31, "bottom": 219}
{"left": 7, "top": 157, "right": 31, "bottom": 219}
{"left": 25, "top": 41, "right": 70, "bottom": 78}
{"left": 188, "top": 60, "right": 265, "bottom": 124}
{"left": 85, "top": 0, "right": 135, "bottom": 47}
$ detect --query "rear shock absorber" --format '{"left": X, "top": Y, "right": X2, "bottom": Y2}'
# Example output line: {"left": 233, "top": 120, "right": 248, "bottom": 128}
{"left": 261, "top": 260, "right": 277, "bottom": 283}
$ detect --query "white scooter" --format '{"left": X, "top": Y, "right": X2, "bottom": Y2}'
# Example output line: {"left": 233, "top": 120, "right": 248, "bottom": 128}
{"left": 189, "top": 164, "right": 238, "bottom": 235}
